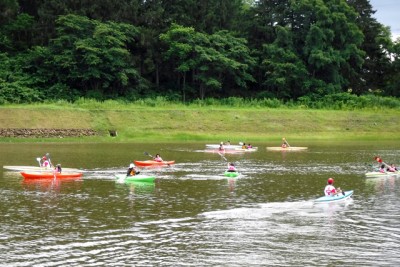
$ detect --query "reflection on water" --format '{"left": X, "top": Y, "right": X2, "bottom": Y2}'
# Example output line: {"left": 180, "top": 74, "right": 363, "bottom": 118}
{"left": 0, "top": 142, "right": 400, "bottom": 266}
{"left": 21, "top": 177, "right": 83, "bottom": 192}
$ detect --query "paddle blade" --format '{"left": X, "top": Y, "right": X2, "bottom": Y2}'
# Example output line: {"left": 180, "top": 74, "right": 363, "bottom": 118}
{"left": 218, "top": 153, "right": 227, "bottom": 161}
{"left": 36, "top": 157, "right": 41, "bottom": 167}
{"left": 144, "top": 152, "right": 153, "bottom": 158}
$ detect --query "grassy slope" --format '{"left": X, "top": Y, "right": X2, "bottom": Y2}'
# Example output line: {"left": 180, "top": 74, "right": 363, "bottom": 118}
{"left": 0, "top": 105, "right": 399, "bottom": 142}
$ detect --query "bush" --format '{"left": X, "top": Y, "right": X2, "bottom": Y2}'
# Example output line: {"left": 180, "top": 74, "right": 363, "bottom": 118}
{"left": 0, "top": 81, "right": 43, "bottom": 103}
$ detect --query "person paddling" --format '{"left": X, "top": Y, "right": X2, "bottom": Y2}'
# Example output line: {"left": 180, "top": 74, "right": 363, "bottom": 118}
{"left": 127, "top": 161, "right": 140, "bottom": 176}
{"left": 55, "top": 164, "right": 62, "bottom": 173}
{"left": 227, "top": 162, "right": 237, "bottom": 172}
{"left": 324, "top": 178, "right": 343, "bottom": 196}
{"left": 218, "top": 144, "right": 225, "bottom": 152}
{"left": 281, "top": 138, "right": 289, "bottom": 148}
{"left": 41, "top": 156, "right": 51, "bottom": 168}
{"left": 387, "top": 163, "right": 398, "bottom": 172}
{"left": 153, "top": 154, "right": 163, "bottom": 162}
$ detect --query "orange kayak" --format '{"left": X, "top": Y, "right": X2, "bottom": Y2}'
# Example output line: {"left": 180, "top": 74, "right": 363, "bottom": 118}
{"left": 134, "top": 160, "right": 175, "bottom": 167}
{"left": 20, "top": 171, "right": 83, "bottom": 179}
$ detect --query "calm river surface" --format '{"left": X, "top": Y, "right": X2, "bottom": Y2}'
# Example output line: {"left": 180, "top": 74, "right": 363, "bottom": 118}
{"left": 0, "top": 141, "right": 399, "bottom": 266}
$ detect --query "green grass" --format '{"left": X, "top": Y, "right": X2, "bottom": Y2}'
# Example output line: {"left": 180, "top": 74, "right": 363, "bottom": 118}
{"left": 1, "top": 102, "right": 399, "bottom": 143}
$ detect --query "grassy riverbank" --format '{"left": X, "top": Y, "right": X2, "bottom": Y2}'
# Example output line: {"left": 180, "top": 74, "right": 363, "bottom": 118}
{"left": 1, "top": 102, "right": 399, "bottom": 142}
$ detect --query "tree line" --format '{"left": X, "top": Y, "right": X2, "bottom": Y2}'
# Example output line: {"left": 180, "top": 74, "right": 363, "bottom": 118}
{"left": 1, "top": 0, "right": 399, "bottom": 104}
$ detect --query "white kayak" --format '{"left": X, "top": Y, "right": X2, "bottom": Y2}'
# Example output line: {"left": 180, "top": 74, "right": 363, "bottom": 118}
{"left": 206, "top": 144, "right": 258, "bottom": 150}
{"left": 233, "top": 147, "right": 258, "bottom": 152}
{"left": 3, "top": 165, "right": 83, "bottom": 172}
{"left": 266, "top": 146, "right": 308, "bottom": 151}
{"left": 314, "top": 190, "right": 353, "bottom": 203}
{"left": 365, "top": 171, "right": 399, "bottom": 178}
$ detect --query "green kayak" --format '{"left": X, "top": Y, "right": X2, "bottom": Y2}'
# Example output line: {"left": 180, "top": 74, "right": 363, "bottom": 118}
{"left": 115, "top": 174, "right": 156, "bottom": 183}
{"left": 224, "top": 171, "right": 239, "bottom": 177}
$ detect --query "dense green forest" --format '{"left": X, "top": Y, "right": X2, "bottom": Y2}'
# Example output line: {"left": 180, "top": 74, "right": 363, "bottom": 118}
{"left": 0, "top": 0, "right": 399, "bottom": 104}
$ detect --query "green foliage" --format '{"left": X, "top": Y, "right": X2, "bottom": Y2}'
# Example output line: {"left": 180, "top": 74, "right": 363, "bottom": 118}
{"left": 298, "top": 93, "right": 400, "bottom": 110}
{"left": 0, "top": 0, "right": 399, "bottom": 104}
{"left": 161, "top": 24, "right": 256, "bottom": 100}
{"left": 0, "top": 81, "right": 43, "bottom": 104}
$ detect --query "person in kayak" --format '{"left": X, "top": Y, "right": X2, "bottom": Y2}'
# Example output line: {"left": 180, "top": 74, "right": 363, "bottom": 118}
{"left": 55, "top": 164, "right": 62, "bottom": 173}
{"left": 387, "top": 163, "right": 398, "bottom": 172}
{"left": 379, "top": 164, "right": 386, "bottom": 173}
{"left": 227, "top": 162, "right": 237, "bottom": 172}
{"left": 324, "top": 178, "right": 343, "bottom": 196}
{"left": 218, "top": 144, "right": 225, "bottom": 152}
{"left": 281, "top": 138, "right": 289, "bottom": 148}
{"left": 41, "top": 156, "right": 51, "bottom": 168}
{"left": 127, "top": 161, "right": 140, "bottom": 176}
{"left": 153, "top": 154, "right": 163, "bottom": 162}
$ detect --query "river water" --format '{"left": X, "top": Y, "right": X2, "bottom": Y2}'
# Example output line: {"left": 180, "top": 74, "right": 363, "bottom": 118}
{"left": 0, "top": 141, "right": 399, "bottom": 266}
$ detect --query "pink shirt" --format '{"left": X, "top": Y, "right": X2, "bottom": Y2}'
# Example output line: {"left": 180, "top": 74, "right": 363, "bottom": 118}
{"left": 154, "top": 156, "right": 162, "bottom": 162}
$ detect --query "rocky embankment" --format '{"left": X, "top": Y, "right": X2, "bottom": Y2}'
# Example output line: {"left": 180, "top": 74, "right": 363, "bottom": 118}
{"left": 0, "top": 128, "right": 98, "bottom": 138}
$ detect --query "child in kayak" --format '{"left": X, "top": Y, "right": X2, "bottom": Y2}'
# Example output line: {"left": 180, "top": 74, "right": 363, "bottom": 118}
{"left": 227, "top": 162, "right": 237, "bottom": 172}
{"left": 41, "top": 156, "right": 51, "bottom": 168}
{"left": 127, "top": 161, "right": 140, "bottom": 176}
{"left": 379, "top": 164, "right": 386, "bottom": 173}
{"left": 153, "top": 154, "right": 163, "bottom": 162}
{"left": 281, "top": 138, "right": 289, "bottom": 148}
{"left": 387, "top": 164, "right": 398, "bottom": 172}
{"left": 218, "top": 144, "right": 225, "bottom": 152}
{"left": 324, "top": 178, "right": 343, "bottom": 196}
{"left": 55, "top": 164, "right": 62, "bottom": 173}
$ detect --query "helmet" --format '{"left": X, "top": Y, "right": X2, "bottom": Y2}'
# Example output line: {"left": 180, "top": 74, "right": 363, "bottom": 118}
{"left": 327, "top": 178, "right": 334, "bottom": 184}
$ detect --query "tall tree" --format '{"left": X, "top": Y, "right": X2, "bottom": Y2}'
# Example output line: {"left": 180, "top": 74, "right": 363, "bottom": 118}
{"left": 294, "top": 0, "right": 365, "bottom": 95}
{"left": 160, "top": 24, "right": 255, "bottom": 100}
{"left": 261, "top": 26, "right": 308, "bottom": 99}
{"left": 161, "top": 0, "right": 244, "bottom": 33}
{"left": 347, "top": 0, "right": 393, "bottom": 94}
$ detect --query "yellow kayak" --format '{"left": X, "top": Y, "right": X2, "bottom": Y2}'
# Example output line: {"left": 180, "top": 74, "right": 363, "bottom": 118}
{"left": 266, "top": 147, "right": 308, "bottom": 151}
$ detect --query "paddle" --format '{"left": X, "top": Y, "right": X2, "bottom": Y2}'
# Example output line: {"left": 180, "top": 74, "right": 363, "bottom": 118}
{"left": 46, "top": 153, "right": 53, "bottom": 168}
{"left": 218, "top": 152, "right": 227, "bottom": 161}
{"left": 36, "top": 157, "right": 41, "bottom": 167}
{"left": 144, "top": 151, "right": 154, "bottom": 158}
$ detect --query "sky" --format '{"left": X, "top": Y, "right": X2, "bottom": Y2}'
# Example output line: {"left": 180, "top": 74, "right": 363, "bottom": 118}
{"left": 369, "top": 0, "right": 400, "bottom": 40}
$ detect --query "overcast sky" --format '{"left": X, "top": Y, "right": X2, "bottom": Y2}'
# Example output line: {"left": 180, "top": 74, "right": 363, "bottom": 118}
{"left": 369, "top": 0, "right": 400, "bottom": 40}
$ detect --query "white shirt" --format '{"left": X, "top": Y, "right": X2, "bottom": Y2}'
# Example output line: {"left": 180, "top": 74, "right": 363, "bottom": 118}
{"left": 324, "top": 185, "right": 336, "bottom": 196}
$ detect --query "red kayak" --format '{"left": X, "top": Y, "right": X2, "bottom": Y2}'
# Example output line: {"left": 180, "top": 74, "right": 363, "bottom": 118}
{"left": 134, "top": 160, "right": 175, "bottom": 167}
{"left": 20, "top": 171, "right": 83, "bottom": 179}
